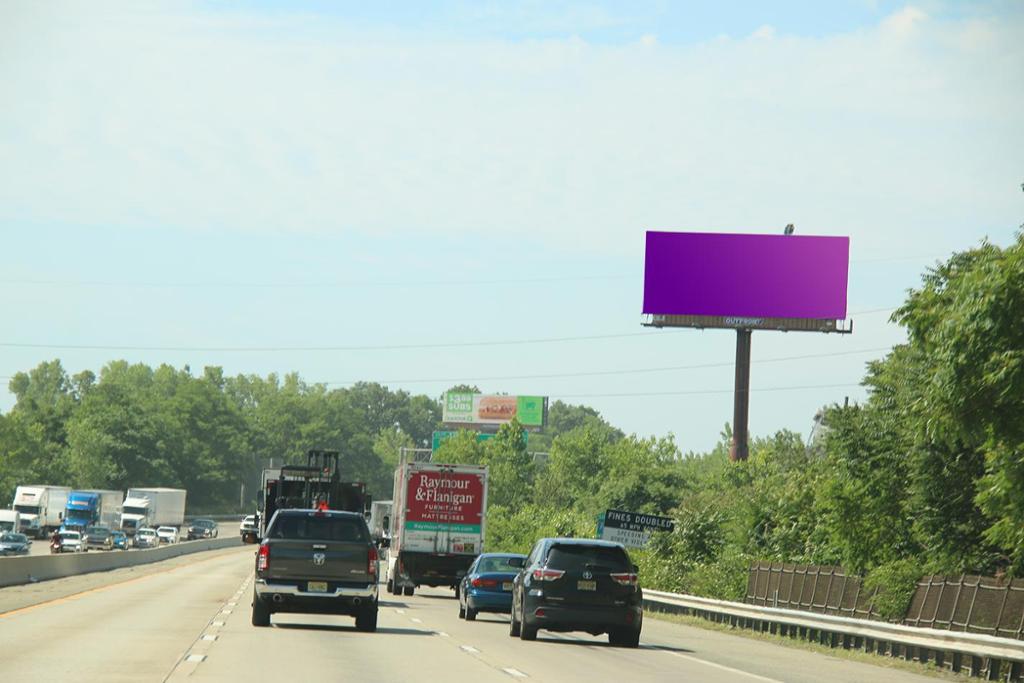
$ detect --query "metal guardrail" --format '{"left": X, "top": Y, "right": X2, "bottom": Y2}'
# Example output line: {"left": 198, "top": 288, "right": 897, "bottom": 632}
{"left": 643, "top": 589, "right": 1024, "bottom": 682}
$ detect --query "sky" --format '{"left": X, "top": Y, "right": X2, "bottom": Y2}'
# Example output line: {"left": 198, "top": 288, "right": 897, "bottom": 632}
{"left": 1, "top": 0, "right": 1022, "bottom": 453}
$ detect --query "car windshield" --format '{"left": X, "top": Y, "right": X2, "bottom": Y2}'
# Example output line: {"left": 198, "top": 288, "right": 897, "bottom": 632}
{"left": 60, "top": 532, "right": 80, "bottom": 540}
{"left": 476, "top": 556, "right": 524, "bottom": 573}
{"left": 193, "top": 520, "right": 215, "bottom": 528}
{"left": 89, "top": 528, "right": 110, "bottom": 538}
{"left": 269, "top": 514, "right": 367, "bottom": 542}
{"left": 546, "top": 545, "right": 630, "bottom": 572}
{"left": 2, "top": 532, "right": 27, "bottom": 543}
{"left": 158, "top": 528, "right": 174, "bottom": 534}
{"left": 138, "top": 530, "right": 156, "bottom": 537}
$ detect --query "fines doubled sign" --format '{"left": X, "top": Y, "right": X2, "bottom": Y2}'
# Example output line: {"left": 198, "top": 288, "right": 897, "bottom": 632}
{"left": 598, "top": 508, "right": 675, "bottom": 549}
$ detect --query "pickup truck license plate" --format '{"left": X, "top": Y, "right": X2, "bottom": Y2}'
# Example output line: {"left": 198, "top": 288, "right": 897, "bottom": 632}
{"left": 502, "top": 582, "right": 513, "bottom": 591}
{"left": 307, "top": 581, "right": 328, "bottom": 593}
{"left": 577, "top": 580, "right": 597, "bottom": 591}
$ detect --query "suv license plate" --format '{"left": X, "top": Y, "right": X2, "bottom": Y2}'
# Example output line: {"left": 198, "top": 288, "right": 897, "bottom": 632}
{"left": 307, "top": 581, "right": 328, "bottom": 593}
{"left": 502, "top": 582, "right": 513, "bottom": 591}
{"left": 577, "top": 580, "right": 597, "bottom": 591}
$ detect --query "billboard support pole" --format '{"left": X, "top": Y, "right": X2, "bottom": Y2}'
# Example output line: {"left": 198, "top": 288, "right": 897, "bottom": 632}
{"left": 730, "top": 329, "right": 752, "bottom": 462}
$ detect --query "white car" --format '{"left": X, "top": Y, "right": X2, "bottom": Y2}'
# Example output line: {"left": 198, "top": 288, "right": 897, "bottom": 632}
{"left": 239, "top": 515, "right": 257, "bottom": 537}
{"left": 135, "top": 527, "right": 159, "bottom": 548}
{"left": 55, "top": 530, "right": 84, "bottom": 553}
{"left": 156, "top": 526, "right": 179, "bottom": 544}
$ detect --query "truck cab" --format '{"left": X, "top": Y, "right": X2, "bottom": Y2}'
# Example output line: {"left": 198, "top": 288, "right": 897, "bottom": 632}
{"left": 64, "top": 492, "right": 99, "bottom": 531}
{"left": 120, "top": 497, "right": 151, "bottom": 535}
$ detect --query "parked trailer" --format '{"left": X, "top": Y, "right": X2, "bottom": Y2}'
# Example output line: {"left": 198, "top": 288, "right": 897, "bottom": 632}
{"left": 120, "top": 488, "right": 187, "bottom": 535}
{"left": 12, "top": 485, "right": 71, "bottom": 538}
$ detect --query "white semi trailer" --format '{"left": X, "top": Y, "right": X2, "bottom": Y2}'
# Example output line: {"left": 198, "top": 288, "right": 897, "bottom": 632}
{"left": 12, "top": 485, "right": 71, "bottom": 538}
{"left": 120, "top": 488, "right": 187, "bottom": 535}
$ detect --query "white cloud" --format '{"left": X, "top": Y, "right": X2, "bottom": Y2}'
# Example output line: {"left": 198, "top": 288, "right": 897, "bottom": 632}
{"left": 880, "top": 6, "right": 928, "bottom": 38}
{"left": 751, "top": 24, "right": 776, "bottom": 40}
{"left": 0, "top": 1, "right": 1021, "bottom": 262}
{"left": 639, "top": 33, "right": 658, "bottom": 47}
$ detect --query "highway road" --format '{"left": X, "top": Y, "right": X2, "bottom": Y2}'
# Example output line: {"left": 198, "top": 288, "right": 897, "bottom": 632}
{"left": 9, "top": 523, "right": 231, "bottom": 557}
{"left": 0, "top": 547, "right": 944, "bottom": 682}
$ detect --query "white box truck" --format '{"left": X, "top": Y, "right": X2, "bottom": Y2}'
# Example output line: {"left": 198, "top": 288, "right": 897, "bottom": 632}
{"left": 385, "top": 461, "right": 488, "bottom": 597}
{"left": 120, "top": 488, "right": 186, "bottom": 535}
{"left": 12, "top": 485, "right": 71, "bottom": 538}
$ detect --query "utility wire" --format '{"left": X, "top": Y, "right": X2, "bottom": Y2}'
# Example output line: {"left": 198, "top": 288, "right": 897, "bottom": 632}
{"left": 551, "top": 382, "right": 862, "bottom": 399}
{"left": 323, "top": 346, "right": 892, "bottom": 385}
{"left": 0, "top": 307, "right": 898, "bottom": 354}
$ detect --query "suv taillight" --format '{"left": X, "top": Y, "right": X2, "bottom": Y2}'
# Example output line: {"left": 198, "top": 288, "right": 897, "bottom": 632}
{"left": 609, "top": 572, "right": 638, "bottom": 587}
{"left": 368, "top": 545, "right": 378, "bottom": 576}
{"left": 257, "top": 543, "right": 269, "bottom": 571}
{"left": 531, "top": 567, "right": 565, "bottom": 582}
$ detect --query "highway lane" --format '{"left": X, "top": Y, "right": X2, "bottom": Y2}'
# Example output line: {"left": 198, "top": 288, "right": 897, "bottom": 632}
{"left": 0, "top": 547, "right": 945, "bottom": 682}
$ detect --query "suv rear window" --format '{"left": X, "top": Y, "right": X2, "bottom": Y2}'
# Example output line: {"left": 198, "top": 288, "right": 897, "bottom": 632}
{"left": 269, "top": 514, "right": 368, "bottom": 542}
{"left": 546, "top": 544, "right": 630, "bottom": 571}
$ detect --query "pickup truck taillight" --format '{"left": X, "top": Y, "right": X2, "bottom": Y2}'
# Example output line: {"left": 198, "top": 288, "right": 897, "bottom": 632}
{"left": 531, "top": 567, "right": 565, "bottom": 582}
{"left": 368, "top": 545, "right": 378, "bottom": 576}
{"left": 257, "top": 543, "right": 269, "bottom": 571}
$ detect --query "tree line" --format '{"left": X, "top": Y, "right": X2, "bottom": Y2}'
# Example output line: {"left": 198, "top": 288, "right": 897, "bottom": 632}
{"left": 1, "top": 231, "right": 1021, "bottom": 603}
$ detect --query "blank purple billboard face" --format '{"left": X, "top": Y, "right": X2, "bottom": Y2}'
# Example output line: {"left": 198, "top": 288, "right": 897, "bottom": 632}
{"left": 643, "top": 231, "right": 850, "bottom": 319}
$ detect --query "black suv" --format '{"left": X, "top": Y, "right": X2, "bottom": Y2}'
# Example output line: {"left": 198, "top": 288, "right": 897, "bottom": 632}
{"left": 252, "top": 509, "right": 379, "bottom": 631}
{"left": 510, "top": 538, "right": 642, "bottom": 647}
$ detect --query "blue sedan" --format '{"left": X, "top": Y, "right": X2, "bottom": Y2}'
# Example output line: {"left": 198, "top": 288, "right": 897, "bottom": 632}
{"left": 458, "top": 553, "right": 526, "bottom": 621}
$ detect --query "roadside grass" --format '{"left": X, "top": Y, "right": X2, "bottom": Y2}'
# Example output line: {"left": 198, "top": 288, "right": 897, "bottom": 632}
{"left": 645, "top": 609, "right": 972, "bottom": 681}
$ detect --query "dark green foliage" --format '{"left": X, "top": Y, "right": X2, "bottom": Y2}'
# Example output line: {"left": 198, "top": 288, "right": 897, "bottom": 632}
{"left": 864, "top": 559, "right": 921, "bottom": 621}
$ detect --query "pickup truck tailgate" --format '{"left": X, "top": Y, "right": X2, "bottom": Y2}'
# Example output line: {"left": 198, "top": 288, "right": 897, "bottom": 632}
{"left": 267, "top": 540, "right": 371, "bottom": 582}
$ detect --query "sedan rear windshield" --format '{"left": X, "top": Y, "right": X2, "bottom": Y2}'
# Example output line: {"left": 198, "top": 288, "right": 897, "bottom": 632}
{"left": 546, "top": 545, "right": 630, "bottom": 572}
{"left": 269, "top": 514, "right": 368, "bottom": 543}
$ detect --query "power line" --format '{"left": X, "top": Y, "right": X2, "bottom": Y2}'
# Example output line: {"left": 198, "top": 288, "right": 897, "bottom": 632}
{"left": 553, "top": 382, "right": 862, "bottom": 399}
{"left": 0, "top": 330, "right": 682, "bottom": 353}
{"left": 0, "top": 306, "right": 899, "bottom": 355}
{"left": 323, "top": 346, "right": 892, "bottom": 385}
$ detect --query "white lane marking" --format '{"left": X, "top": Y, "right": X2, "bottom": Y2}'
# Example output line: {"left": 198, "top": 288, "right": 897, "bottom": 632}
{"left": 220, "top": 609, "right": 232, "bottom": 615}
{"left": 201, "top": 634, "right": 218, "bottom": 641}
{"left": 411, "top": 617, "right": 423, "bottom": 623}
{"left": 657, "top": 649, "right": 783, "bottom": 683}
{"left": 395, "top": 609, "right": 406, "bottom": 614}
{"left": 436, "top": 631, "right": 450, "bottom": 637}
{"left": 186, "top": 654, "right": 207, "bottom": 663}
{"left": 227, "top": 602, "right": 237, "bottom": 607}
{"left": 503, "top": 668, "right": 528, "bottom": 678}
{"left": 460, "top": 645, "right": 480, "bottom": 654}
{"left": 210, "top": 621, "right": 225, "bottom": 627}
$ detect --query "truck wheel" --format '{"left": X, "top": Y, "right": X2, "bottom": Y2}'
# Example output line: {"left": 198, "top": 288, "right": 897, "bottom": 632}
{"left": 251, "top": 593, "right": 271, "bottom": 627}
{"left": 355, "top": 604, "right": 378, "bottom": 632}
{"left": 608, "top": 627, "right": 641, "bottom": 648}
{"left": 403, "top": 586, "right": 414, "bottom": 597}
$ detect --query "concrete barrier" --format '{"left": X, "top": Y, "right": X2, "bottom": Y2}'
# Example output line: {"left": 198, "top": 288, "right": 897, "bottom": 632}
{"left": 0, "top": 536, "right": 246, "bottom": 588}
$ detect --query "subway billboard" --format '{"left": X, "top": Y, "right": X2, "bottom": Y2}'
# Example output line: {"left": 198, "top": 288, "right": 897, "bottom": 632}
{"left": 441, "top": 393, "right": 547, "bottom": 428}
{"left": 642, "top": 231, "right": 850, "bottom": 320}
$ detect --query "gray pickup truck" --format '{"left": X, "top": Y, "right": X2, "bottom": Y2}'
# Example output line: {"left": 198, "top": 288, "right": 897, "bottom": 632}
{"left": 252, "top": 509, "right": 379, "bottom": 631}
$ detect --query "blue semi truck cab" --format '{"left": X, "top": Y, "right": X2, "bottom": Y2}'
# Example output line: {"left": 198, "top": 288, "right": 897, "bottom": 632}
{"left": 64, "top": 491, "right": 101, "bottom": 531}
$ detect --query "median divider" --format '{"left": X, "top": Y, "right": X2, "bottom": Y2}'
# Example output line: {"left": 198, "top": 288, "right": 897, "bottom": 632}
{"left": 0, "top": 536, "right": 245, "bottom": 588}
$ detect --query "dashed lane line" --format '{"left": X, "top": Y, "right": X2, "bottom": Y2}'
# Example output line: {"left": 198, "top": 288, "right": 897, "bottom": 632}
{"left": 503, "top": 668, "right": 528, "bottom": 678}
{"left": 460, "top": 645, "right": 481, "bottom": 654}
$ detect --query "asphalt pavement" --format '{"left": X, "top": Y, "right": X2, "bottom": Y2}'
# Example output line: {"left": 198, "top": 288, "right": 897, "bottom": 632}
{"left": 0, "top": 546, "right": 948, "bottom": 682}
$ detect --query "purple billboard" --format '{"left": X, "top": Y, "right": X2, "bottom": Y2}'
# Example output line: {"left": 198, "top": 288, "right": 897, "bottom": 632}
{"left": 643, "top": 231, "right": 850, "bottom": 319}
